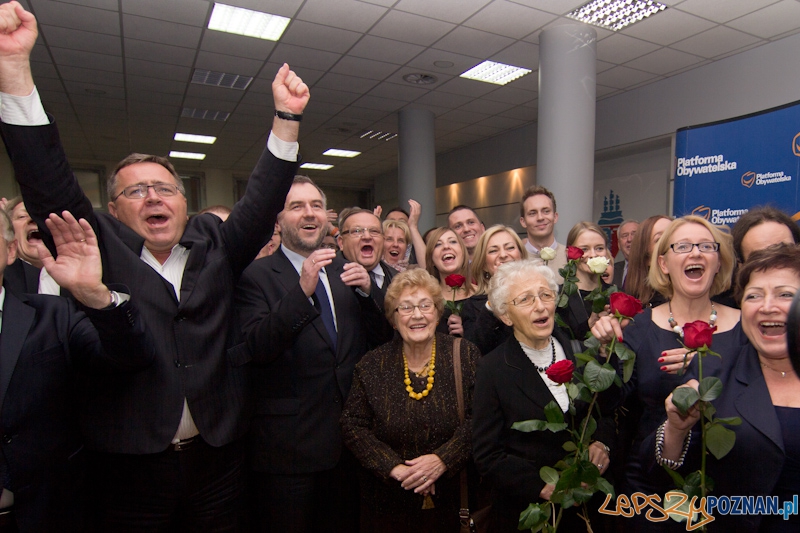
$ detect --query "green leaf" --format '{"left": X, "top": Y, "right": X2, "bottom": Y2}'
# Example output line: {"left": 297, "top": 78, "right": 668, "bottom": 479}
{"left": 622, "top": 359, "right": 635, "bottom": 384}
{"left": 557, "top": 293, "right": 569, "bottom": 308}
{"left": 703, "top": 403, "right": 716, "bottom": 421}
{"left": 671, "top": 387, "right": 700, "bottom": 415}
{"left": 664, "top": 491, "right": 692, "bottom": 523}
{"left": 544, "top": 401, "right": 565, "bottom": 425}
{"left": 592, "top": 297, "right": 607, "bottom": 315}
{"left": 562, "top": 440, "right": 578, "bottom": 452}
{"left": 579, "top": 416, "right": 597, "bottom": 444}
{"left": 706, "top": 423, "right": 737, "bottom": 460}
{"left": 614, "top": 342, "right": 636, "bottom": 362}
{"left": 540, "top": 466, "right": 560, "bottom": 485}
{"left": 583, "top": 360, "right": 616, "bottom": 392}
{"left": 584, "top": 335, "right": 601, "bottom": 351}
{"left": 511, "top": 419, "right": 547, "bottom": 432}
{"left": 662, "top": 465, "right": 686, "bottom": 488}
{"left": 544, "top": 422, "right": 569, "bottom": 433}
{"left": 698, "top": 377, "right": 723, "bottom": 402}
{"left": 573, "top": 486, "right": 595, "bottom": 503}
{"left": 573, "top": 350, "right": 596, "bottom": 366}
{"left": 595, "top": 476, "right": 615, "bottom": 497}
{"left": 519, "top": 503, "right": 549, "bottom": 531}
{"left": 714, "top": 416, "right": 742, "bottom": 426}
{"left": 563, "top": 281, "right": 577, "bottom": 296}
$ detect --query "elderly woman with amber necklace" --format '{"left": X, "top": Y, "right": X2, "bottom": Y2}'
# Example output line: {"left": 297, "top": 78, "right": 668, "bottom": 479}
{"left": 341, "top": 268, "right": 481, "bottom": 532}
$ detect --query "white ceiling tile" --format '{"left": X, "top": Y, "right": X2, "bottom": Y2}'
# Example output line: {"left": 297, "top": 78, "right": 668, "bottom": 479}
{"left": 725, "top": 1, "right": 800, "bottom": 39}
{"left": 127, "top": 75, "right": 188, "bottom": 95}
{"left": 432, "top": 26, "right": 515, "bottom": 58}
{"left": 393, "top": 0, "right": 490, "bottom": 24}
{"left": 316, "top": 72, "right": 380, "bottom": 93}
{"left": 50, "top": 47, "right": 123, "bottom": 71}
{"left": 306, "top": 88, "right": 362, "bottom": 106}
{"left": 490, "top": 41, "right": 539, "bottom": 70}
{"left": 51, "top": 0, "right": 120, "bottom": 9}
{"left": 194, "top": 51, "right": 265, "bottom": 76}
{"left": 369, "top": 10, "right": 455, "bottom": 46}
{"left": 121, "top": 0, "right": 210, "bottom": 25}
{"left": 125, "top": 40, "right": 197, "bottom": 67}
{"left": 596, "top": 34, "right": 661, "bottom": 63}
{"left": 349, "top": 36, "right": 426, "bottom": 65}
{"left": 330, "top": 56, "right": 400, "bottom": 80}
{"left": 387, "top": 67, "right": 454, "bottom": 89}
{"left": 619, "top": 7, "right": 716, "bottom": 45}
{"left": 127, "top": 90, "right": 184, "bottom": 106}
{"left": 367, "top": 81, "right": 430, "bottom": 102}
{"left": 60, "top": 66, "right": 123, "bottom": 86}
{"left": 625, "top": 47, "right": 705, "bottom": 75}
{"left": 405, "top": 49, "right": 481, "bottom": 77}
{"left": 482, "top": 86, "right": 536, "bottom": 105}
{"left": 186, "top": 84, "right": 246, "bottom": 102}
{"left": 350, "top": 95, "right": 405, "bottom": 112}
{"left": 464, "top": 1, "right": 556, "bottom": 40}
{"left": 269, "top": 43, "right": 342, "bottom": 71}
{"left": 414, "top": 90, "right": 473, "bottom": 109}
{"left": 31, "top": 60, "right": 59, "bottom": 79}
{"left": 458, "top": 98, "right": 516, "bottom": 115}
{"left": 200, "top": 31, "right": 276, "bottom": 60}
{"left": 670, "top": 26, "right": 761, "bottom": 58}
{"left": 499, "top": 104, "right": 538, "bottom": 121}
{"left": 40, "top": 25, "right": 121, "bottom": 55}
{"left": 126, "top": 58, "right": 192, "bottom": 81}
{"left": 32, "top": 0, "right": 119, "bottom": 34}
{"left": 281, "top": 20, "right": 362, "bottom": 54}
{"left": 676, "top": 0, "right": 779, "bottom": 24}
{"left": 220, "top": 0, "right": 304, "bottom": 18}
{"left": 123, "top": 14, "right": 202, "bottom": 47}
{"left": 507, "top": 0, "right": 586, "bottom": 16}
{"left": 596, "top": 66, "right": 659, "bottom": 89}
{"left": 296, "top": 0, "right": 387, "bottom": 32}
{"left": 437, "top": 77, "right": 498, "bottom": 98}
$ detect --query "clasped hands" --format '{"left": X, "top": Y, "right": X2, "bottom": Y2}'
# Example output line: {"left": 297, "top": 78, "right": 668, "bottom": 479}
{"left": 390, "top": 454, "right": 446, "bottom": 496}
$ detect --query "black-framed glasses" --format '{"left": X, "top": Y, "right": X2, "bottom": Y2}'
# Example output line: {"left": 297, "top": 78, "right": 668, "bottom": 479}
{"left": 669, "top": 242, "right": 719, "bottom": 254}
{"left": 113, "top": 183, "right": 182, "bottom": 201}
{"left": 395, "top": 301, "right": 436, "bottom": 316}
{"left": 340, "top": 227, "right": 382, "bottom": 239}
{"left": 508, "top": 290, "right": 557, "bottom": 308}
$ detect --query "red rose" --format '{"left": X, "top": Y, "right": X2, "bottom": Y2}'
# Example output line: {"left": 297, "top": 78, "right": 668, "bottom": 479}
{"left": 445, "top": 274, "right": 466, "bottom": 288}
{"left": 609, "top": 292, "right": 643, "bottom": 319}
{"left": 683, "top": 321, "right": 716, "bottom": 350}
{"left": 546, "top": 360, "right": 575, "bottom": 384}
{"left": 566, "top": 246, "right": 584, "bottom": 261}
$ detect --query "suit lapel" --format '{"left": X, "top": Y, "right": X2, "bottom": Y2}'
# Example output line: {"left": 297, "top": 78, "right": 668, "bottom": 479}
{"left": 327, "top": 261, "right": 349, "bottom": 358}
{"left": 733, "top": 347, "right": 784, "bottom": 453}
{"left": 178, "top": 240, "right": 205, "bottom": 305}
{"left": 504, "top": 338, "right": 559, "bottom": 410}
{"left": 0, "top": 292, "right": 35, "bottom": 411}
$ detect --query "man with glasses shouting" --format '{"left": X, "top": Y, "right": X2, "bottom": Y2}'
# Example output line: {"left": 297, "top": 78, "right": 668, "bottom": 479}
{"left": 0, "top": 2, "right": 308, "bottom": 530}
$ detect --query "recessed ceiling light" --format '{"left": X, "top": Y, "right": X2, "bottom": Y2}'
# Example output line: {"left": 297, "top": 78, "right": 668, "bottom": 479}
{"left": 174, "top": 133, "right": 217, "bottom": 144}
{"left": 192, "top": 69, "right": 253, "bottom": 90}
{"left": 170, "top": 151, "right": 206, "bottom": 160}
{"left": 567, "top": 0, "right": 667, "bottom": 31}
{"left": 181, "top": 108, "right": 230, "bottom": 121}
{"left": 434, "top": 61, "right": 455, "bottom": 69}
{"left": 460, "top": 61, "right": 531, "bottom": 85}
{"left": 360, "top": 130, "right": 397, "bottom": 141}
{"left": 300, "top": 163, "right": 333, "bottom": 170}
{"left": 323, "top": 149, "right": 361, "bottom": 158}
{"left": 208, "top": 3, "right": 291, "bottom": 41}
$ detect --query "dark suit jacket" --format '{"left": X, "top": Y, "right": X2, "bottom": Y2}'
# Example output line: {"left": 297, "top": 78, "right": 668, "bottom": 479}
{"left": 2, "top": 259, "right": 39, "bottom": 297}
{"left": 370, "top": 260, "right": 398, "bottom": 312}
{"left": 1, "top": 119, "right": 295, "bottom": 453}
{"left": 642, "top": 344, "right": 789, "bottom": 532}
{"left": 613, "top": 259, "right": 626, "bottom": 289}
{"left": 0, "top": 289, "right": 152, "bottom": 532}
{"left": 236, "top": 249, "right": 392, "bottom": 474}
{"left": 472, "top": 329, "right": 616, "bottom": 531}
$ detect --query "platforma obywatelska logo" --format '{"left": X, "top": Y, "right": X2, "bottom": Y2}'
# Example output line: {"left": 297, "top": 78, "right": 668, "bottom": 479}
{"left": 691, "top": 205, "right": 711, "bottom": 220}
{"left": 792, "top": 132, "right": 800, "bottom": 157}
{"left": 741, "top": 171, "right": 755, "bottom": 188}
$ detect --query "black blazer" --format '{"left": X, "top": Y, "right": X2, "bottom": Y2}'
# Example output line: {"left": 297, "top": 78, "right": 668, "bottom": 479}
{"left": 236, "top": 249, "right": 393, "bottom": 474}
{"left": 2, "top": 259, "right": 39, "bottom": 297}
{"left": 612, "top": 259, "right": 626, "bottom": 289}
{"left": 1, "top": 119, "right": 295, "bottom": 453}
{"left": 0, "top": 289, "right": 152, "bottom": 532}
{"left": 472, "top": 328, "right": 615, "bottom": 531}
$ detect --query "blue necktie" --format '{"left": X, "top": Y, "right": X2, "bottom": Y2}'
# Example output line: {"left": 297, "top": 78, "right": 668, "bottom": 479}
{"left": 313, "top": 277, "right": 338, "bottom": 352}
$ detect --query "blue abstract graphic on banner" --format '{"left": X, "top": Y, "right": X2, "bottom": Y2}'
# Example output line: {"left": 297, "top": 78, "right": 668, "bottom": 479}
{"left": 674, "top": 100, "right": 800, "bottom": 226}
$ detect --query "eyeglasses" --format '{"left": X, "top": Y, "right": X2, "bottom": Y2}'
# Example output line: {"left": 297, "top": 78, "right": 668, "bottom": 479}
{"left": 508, "top": 290, "right": 557, "bottom": 308}
{"left": 669, "top": 242, "right": 720, "bottom": 254}
{"left": 340, "top": 227, "right": 382, "bottom": 239}
{"left": 113, "top": 183, "right": 182, "bottom": 200}
{"left": 395, "top": 301, "right": 436, "bottom": 316}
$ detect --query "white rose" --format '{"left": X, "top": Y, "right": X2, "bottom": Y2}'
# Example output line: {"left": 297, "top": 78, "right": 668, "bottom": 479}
{"left": 539, "top": 247, "right": 556, "bottom": 261}
{"left": 587, "top": 256, "right": 609, "bottom": 274}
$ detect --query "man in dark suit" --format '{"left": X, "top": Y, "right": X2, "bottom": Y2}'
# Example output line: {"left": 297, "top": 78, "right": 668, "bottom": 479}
{"left": 613, "top": 219, "right": 638, "bottom": 290}
{"left": 236, "top": 177, "right": 393, "bottom": 532}
{"left": 0, "top": 3, "right": 309, "bottom": 529}
{"left": 0, "top": 208, "right": 153, "bottom": 532}
{"left": 1, "top": 197, "right": 48, "bottom": 296}
{"left": 338, "top": 207, "right": 398, "bottom": 310}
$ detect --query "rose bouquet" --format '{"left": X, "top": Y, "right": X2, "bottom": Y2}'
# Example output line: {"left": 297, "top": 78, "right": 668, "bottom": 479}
{"left": 444, "top": 273, "right": 466, "bottom": 316}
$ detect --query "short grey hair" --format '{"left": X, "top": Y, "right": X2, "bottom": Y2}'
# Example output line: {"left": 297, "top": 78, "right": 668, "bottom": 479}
{"left": 617, "top": 219, "right": 639, "bottom": 239}
{"left": 0, "top": 209, "right": 15, "bottom": 243}
{"left": 487, "top": 258, "right": 556, "bottom": 317}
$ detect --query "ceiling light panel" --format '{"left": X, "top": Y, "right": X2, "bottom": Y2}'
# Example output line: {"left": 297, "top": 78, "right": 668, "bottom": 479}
{"left": 323, "top": 149, "right": 361, "bottom": 158}
{"left": 208, "top": 3, "right": 291, "bottom": 41}
{"left": 170, "top": 151, "right": 207, "bottom": 160}
{"left": 174, "top": 133, "right": 217, "bottom": 144}
{"left": 567, "top": 0, "right": 667, "bottom": 31}
{"left": 192, "top": 69, "right": 253, "bottom": 90}
{"left": 460, "top": 61, "right": 532, "bottom": 85}
{"left": 181, "top": 108, "right": 230, "bottom": 121}
{"left": 300, "top": 163, "right": 334, "bottom": 170}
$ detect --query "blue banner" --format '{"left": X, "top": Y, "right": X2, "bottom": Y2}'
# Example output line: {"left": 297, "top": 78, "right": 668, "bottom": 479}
{"left": 674, "top": 101, "right": 800, "bottom": 225}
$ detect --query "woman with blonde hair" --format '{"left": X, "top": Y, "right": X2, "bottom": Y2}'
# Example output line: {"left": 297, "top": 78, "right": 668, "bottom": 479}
{"left": 425, "top": 227, "right": 475, "bottom": 336}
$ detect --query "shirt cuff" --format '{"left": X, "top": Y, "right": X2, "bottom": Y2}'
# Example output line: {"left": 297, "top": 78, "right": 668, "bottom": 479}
{"left": 267, "top": 131, "right": 298, "bottom": 162}
{"left": 0, "top": 86, "right": 49, "bottom": 126}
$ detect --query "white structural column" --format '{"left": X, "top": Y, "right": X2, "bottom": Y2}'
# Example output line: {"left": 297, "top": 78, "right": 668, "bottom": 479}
{"left": 537, "top": 24, "right": 597, "bottom": 236}
{"left": 398, "top": 108, "right": 436, "bottom": 231}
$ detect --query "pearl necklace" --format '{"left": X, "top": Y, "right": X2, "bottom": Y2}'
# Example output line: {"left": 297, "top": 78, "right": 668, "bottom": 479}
{"left": 403, "top": 337, "right": 436, "bottom": 400}
{"left": 667, "top": 301, "right": 717, "bottom": 338}
{"left": 529, "top": 337, "right": 556, "bottom": 373}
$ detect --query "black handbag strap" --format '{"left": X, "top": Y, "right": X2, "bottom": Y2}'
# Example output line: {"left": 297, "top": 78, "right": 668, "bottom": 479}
{"left": 452, "top": 338, "right": 473, "bottom": 532}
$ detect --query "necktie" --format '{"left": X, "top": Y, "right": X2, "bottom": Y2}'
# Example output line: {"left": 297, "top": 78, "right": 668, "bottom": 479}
{"left": 313, "top": 278, "right": 338, "bottom": 352}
